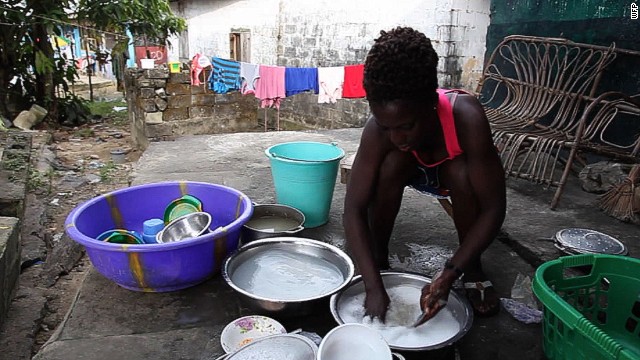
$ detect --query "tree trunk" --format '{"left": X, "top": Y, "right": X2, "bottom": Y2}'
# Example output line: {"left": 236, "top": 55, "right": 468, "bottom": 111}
{"left": 0, "top": 21, "right": 20, "bottom": 119}
{"left": 31, "top": 11, "right": 58, "bottom": 121}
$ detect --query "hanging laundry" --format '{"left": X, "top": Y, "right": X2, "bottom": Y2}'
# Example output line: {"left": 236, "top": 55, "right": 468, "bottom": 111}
{"left": 190, "top": 54, "right": 211, "bottom": 86}
{"left": 209, "top": 57, "right": 241, "bottom": 93}
{"left": 318, "top": 67, "right": 345, "bottom": 104}
{"left": 342, "top": 64, "right": 366, "bottom": 98}
{"left": 254, "top": 65, "right": 286, "bottom": 109}
{"left": 285, "top": 67, "right": 319, "bottom": 97}
{"left": 240, "top": 62, "right": 260, "bottom": 95}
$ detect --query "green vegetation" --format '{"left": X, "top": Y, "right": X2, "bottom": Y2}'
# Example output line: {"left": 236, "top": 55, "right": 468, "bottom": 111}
{"left": 99, "top": 161, "right": 117, "bottom": 183}
{"left": 87, "top": 100, "right": 128, "bottom": 126}
{"left": 28, "top": 168, "right": 53, "bottom": 194}
{"left": 0, "top": 0, "right": 185, "bottom": 125}
{"left": 73, "top": 128, "right": 95, "bottom": 138}
{"left": 2, "top": 152, "right": 28, "bottom": 172}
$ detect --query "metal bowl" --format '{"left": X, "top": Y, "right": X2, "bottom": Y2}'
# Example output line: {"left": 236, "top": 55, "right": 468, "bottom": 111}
{"left": 156, "top": 212, "right": 211, "bottom": 243}
{"left": 240, "top": 204, "right": 305, "bottom": 245}
{"left": 224, "top": 333, "right": 318, "bottom": 360}
{"left": 329, "top": 271, "right": 473, "bottom": 352}
{"left": 222, "top": 237, "right": 355, "bottom": 316}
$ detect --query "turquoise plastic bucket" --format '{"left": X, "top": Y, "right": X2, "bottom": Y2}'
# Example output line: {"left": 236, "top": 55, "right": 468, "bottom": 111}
{"left": 265, "top": 142, "right": 345, "bottom": 228}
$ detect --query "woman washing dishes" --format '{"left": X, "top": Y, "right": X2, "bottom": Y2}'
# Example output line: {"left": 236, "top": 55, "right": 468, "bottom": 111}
{"left": 343, "top": 27, "right": 506, "bottom": 324}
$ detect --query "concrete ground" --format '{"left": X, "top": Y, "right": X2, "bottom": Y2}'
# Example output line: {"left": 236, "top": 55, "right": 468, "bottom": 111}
{"left": 31, "top": 129, "right": 639, "bottom": 360}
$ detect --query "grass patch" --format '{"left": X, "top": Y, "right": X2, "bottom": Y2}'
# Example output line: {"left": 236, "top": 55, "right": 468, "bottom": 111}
{"left": 73, "top": 128, "right": 95, "bottom": 138}
{"left": 99, "top": 161, "right": 117, "bottom": 183}
{"left": 28, "top": 168, "right": 52, "bottom": 194}
{"left": 87, "top": 100, "right": 128, "bottom": 126}
{"left": 2, "top": 151, "right": 28, "bottom": 172}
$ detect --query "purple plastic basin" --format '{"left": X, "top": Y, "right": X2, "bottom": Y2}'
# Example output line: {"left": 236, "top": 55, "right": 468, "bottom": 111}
{"left": 65, "top": 181, "right": 253, "bottom": 292}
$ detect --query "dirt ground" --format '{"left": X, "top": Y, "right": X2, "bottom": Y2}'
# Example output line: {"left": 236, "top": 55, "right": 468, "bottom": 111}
{"left": 17, "top": 86, "right": 143, "bottom": 356}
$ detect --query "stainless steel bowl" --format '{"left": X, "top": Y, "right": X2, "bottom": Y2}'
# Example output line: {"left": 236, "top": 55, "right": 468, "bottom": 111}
{"left": 156, "top": 212, "right": 211, "bottom": 243}
{"left": 329, "top": 271, "right": 473, "bottom": 352}
{"left": 222, "top": 237, "right": 355, "bottom": 316}
{"left": 241, "top": 204, "right": 305, "bottom": 245}
{"left": 224, "top": 333, "right": 318, "bottom": 360}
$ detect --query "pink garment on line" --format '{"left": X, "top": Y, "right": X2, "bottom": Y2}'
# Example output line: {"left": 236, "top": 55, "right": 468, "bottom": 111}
{"left": 190, "top": 53, "right": 211, "bottom": 86}
{"left": 254, "top": 65, "right": 286, "bottom": 109}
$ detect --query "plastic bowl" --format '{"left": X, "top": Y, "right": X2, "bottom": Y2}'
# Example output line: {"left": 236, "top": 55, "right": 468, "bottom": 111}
{"left": 220, "top": 315, "right": 287, "bottom": 353}
{"left": 65, "top": 181, "right": 253, "bottom": 292}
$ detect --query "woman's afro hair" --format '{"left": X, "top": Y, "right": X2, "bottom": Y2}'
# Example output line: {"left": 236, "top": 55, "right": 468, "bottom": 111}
{"left": 363, "top": 27, "right": 439, "bottom": 105}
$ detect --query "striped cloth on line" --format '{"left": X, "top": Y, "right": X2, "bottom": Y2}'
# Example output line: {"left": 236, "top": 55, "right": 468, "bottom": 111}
{"left": 209, "top": 57, "right": 241, "bottom": 93}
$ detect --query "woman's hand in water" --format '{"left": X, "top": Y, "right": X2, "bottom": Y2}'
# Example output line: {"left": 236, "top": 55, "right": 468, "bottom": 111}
{"left": 364, "top": 286, "right": 391, "bottom": 322}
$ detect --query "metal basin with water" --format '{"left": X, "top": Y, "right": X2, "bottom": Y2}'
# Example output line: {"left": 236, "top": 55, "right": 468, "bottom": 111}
{"left": 222, "top": 237, "right": 354, "bottom": 316}
{"left": 329, "top": 271, "right": 473, "bottom": 352}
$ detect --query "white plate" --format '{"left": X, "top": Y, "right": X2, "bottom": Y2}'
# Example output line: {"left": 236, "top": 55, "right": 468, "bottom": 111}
{"left": 220, "top": 315, "right": 286, "bottom": 353}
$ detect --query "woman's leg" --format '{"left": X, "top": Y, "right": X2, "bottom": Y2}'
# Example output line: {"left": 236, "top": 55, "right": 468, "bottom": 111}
{"left": 442, "top": 158, "right": 500, "bottom": 316}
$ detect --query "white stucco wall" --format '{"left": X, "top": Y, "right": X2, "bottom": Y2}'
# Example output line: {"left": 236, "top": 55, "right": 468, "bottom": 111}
{"left": 171, "top": 0, "right": 490, "bottom": 89}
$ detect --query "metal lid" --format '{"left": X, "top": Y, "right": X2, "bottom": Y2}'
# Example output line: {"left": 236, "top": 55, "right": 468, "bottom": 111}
{"left": 554, "top": 228, "right": 628, "bottom": 255}
{"left": 226, "top": 334, "right": 317, "bottom": 360}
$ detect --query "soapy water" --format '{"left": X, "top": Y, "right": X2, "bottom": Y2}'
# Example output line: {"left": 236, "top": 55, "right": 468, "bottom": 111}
{"left": 227, "top": 336, "right": 315, "bottom": 360}
{"left": 231, "top": 249, "right": 345, "bottom": 300}
{"left": 339, "top": 285, "right": 461, "bottom": 348}
{"left": 244, "top": 216, "right": 300, "bottom": 232}
{"left": 321, "top": 338, "right": 378, "bottom": 360}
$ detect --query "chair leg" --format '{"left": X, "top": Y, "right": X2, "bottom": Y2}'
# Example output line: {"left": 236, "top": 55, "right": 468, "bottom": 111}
{"left": 551, "top": 150, "right": 576, "bottom": 210}
{"left": 437, "top": 198, "right": 454, "bottom": 218}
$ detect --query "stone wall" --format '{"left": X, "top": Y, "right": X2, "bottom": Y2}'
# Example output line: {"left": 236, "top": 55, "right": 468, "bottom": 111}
{"left": 125, "top": 67, "right": 369, "bottom": 150}
{"left": 126, "top": 67, "right": 261, "bottom": 150}
{"left": 0, "top": 217, "right": 19, "bottom": 327}
{"left": 0, "top": 132, "right": 30, "bottom": 327}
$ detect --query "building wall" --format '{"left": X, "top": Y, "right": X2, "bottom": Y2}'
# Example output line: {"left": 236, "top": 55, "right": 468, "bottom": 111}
{"left": 171, "top": 0, "right": 491, "bottom": 90}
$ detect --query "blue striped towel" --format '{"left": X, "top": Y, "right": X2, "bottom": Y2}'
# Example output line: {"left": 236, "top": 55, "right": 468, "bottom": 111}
{"left": 209, "top": 57, "right": 241, "bottom": 93}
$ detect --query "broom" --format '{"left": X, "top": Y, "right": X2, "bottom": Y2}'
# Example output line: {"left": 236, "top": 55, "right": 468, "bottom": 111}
{"left": 599, "top": 164, "right": 640, "bottom": 222}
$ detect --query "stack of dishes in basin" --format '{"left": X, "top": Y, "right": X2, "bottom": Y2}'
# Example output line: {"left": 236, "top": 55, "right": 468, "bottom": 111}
{"left": 222, "top": 237, "right": 354, "bottom": 315}
{"left": 65, "top": 181, "right": 253, "bottom": 292}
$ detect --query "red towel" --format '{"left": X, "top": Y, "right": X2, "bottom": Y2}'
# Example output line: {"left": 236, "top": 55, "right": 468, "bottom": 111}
{"left": 342, "top": 64, "right": 366, "bottom": 98}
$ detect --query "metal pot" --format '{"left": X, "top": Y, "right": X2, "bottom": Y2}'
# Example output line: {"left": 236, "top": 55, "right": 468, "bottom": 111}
{"left": 222, "top": 237, "right": 355, "bottom": 317}
{"left": 240, "top": 204, "right": 305, "bottom": 245}
{"left": 329, "top": 271, "right": 473, "bottom": 352}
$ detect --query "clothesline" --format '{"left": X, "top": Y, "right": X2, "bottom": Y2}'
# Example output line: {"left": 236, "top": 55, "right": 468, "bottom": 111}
{"left": 189, "top": 54, "right": 367, "bottom": 110}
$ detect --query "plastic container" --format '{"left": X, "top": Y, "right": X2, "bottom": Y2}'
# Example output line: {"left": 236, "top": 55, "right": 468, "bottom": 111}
{"left": 265, "top": 142, "right": 344, "bottom": 228}
{"left": 110, "top": 149, "right": 126, "bottom": 164}
{"left": 532, "top": 254, "right": 640, "bottom": 360}
{"left": 97, "top": 229, "right": 144, "bottom": 244}
{"left": 65, "top": 181, "right": 253, "bottom": 292}
{"left": 142, "top": 218, "right": 164, "bottom": 244}
{"left": 163, "top": 194, "right": 203, "bottom": 224}
{"left": 168, "top": 62, "right": 181, "bottom": 73}
{"left": 140, "top": 58, "right": 155, "bottom": 69}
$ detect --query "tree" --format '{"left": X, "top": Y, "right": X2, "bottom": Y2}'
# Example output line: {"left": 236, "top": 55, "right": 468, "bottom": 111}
{"left": 0, "top": 0, "right": 186, "bottom": 124}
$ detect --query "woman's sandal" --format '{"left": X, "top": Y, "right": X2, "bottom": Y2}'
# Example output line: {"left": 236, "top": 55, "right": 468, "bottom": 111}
{"left": 463, "top": 280, "right": 500, "bottom": 317}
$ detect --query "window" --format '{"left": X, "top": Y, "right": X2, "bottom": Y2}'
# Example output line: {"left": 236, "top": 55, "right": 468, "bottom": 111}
{"left": 229, "top": 31, "right": 250, "bottom": 62}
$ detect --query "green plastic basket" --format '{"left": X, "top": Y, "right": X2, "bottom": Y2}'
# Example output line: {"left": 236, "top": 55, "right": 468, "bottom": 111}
{"left": 532, "top": 254, "right": 640, "bottom": 360}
